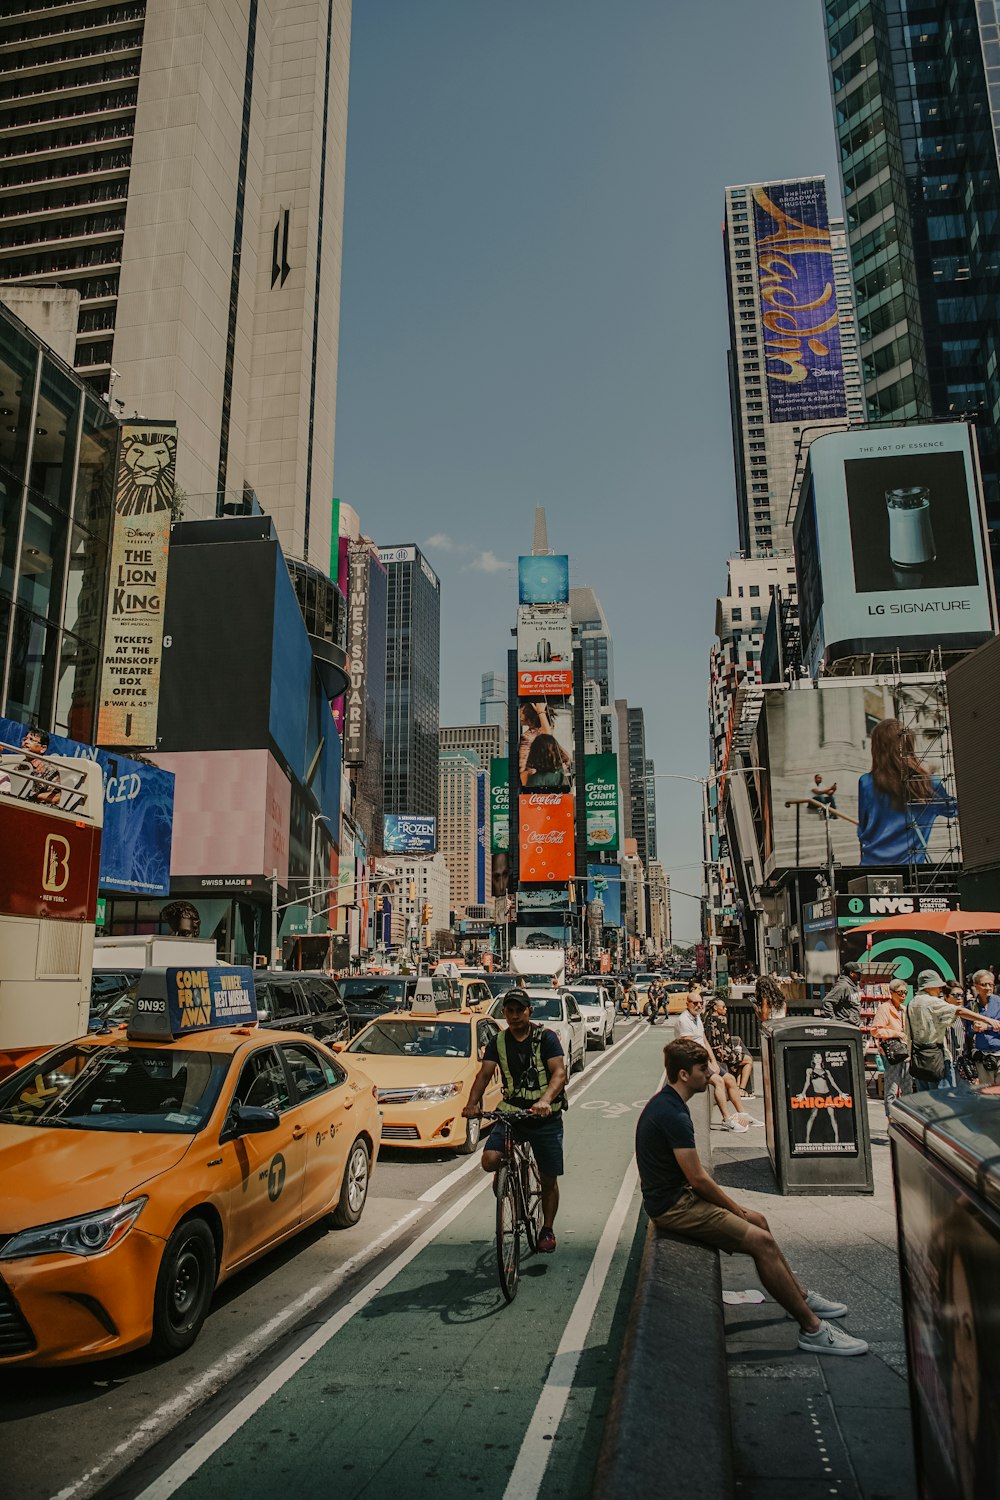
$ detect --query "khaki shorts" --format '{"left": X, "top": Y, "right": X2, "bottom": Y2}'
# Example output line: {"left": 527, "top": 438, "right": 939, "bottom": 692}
{"left": 651, "top": 1186, "right": 752, "bottom": 1255}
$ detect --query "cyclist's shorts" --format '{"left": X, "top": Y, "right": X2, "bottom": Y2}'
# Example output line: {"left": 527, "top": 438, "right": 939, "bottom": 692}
{"left": 486, "top": 1114, "right": 564, "bottom": 1177}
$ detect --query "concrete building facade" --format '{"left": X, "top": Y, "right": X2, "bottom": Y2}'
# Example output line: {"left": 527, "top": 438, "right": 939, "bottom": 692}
{"left": 438, "top": 747, "right": 484, "bottom": 921}
{"left": 380, "top": 543, "right": 441, "bottom": 828}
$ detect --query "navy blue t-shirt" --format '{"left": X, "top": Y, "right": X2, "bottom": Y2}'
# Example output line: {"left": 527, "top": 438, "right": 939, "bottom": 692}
{"left": 484, "top": 1025, "right": 563, "bottom": 1105}
{"left": 635, "top": 1084, "right": 696, "bottom": 1216}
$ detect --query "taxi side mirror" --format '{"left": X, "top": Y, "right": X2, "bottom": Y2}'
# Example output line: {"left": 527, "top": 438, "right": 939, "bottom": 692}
{"left": 331, "top": 1040, "right": 346, "bottom": 1052}
{"left": 222, "top": 1105, "right": 280, "bottom": 1142}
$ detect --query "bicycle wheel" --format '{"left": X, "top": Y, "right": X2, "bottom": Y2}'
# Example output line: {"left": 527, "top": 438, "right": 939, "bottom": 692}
{"left": 495, "top": 1163, "right": 520, "bottom": 1302}
{"left": 520, "top": 1150, "right": 543, "bottom": 1253}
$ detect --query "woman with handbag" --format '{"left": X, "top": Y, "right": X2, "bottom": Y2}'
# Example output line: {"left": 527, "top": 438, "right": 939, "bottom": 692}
{"left": 870, "top": 979, "right": 911, "bottom": 1116}
{"left": 906, "top": 970, "right": 1000, "bottom": 1093}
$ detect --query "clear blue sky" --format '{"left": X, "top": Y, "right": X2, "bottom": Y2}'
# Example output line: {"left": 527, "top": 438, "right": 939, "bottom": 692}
{"left": 334, "top": 0, "right": 841, "bottom": 940}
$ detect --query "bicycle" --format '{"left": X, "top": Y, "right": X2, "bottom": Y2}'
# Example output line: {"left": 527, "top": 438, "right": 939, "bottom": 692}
{"left": 480, "top": 1109, "right": 544, "bottom": 1302}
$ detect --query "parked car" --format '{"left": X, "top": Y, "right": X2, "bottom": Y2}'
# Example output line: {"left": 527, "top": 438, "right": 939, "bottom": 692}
{"left": 339, "top": 975, "right": 419, "bottom": 1035}
{"left": 482, "top": 972, "right": 518, "bottom": 999}
{"left": 252, "top": 971, "right": 350, "bottom": 1047}
{"left": 487, "top": 988, "right": 588, "bottom": 1074}
{"left": 569, "top": 985, "right": 616, "bottom": 1049}
{"left": 88, "top": 969, "right": 140, "bottom": 1026}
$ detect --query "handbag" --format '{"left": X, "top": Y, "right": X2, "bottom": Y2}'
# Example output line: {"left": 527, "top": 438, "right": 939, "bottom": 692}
{"left": 905, "top": 1006, "right": 945, "bottom": 1082}
{"left": 882, "top": 1037, "right": 909, "bottom": 1065}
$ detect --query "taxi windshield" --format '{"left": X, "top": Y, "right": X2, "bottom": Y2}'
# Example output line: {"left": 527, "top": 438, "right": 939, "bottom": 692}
{"left": 0, "top": 1044, "right": 231, "bottom": 1134}
{"left": 348, "top": 1021, "right": 471, "bottom": 1059}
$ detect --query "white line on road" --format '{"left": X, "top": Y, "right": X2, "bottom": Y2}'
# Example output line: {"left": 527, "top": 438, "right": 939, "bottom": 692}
{"left": 123, "top": 1020, "right": 652, "bottom": 1500}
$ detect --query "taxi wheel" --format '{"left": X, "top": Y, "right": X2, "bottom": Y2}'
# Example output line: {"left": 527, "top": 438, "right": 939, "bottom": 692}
{"left": 331, "top": 1138, "right": 370, "bottom": 1228}
{"left": 151, "top": 1217, "right": 217, "bottom": 1357}
{"left": 457, "top": 1113, "right": 482, "bottom": 1154}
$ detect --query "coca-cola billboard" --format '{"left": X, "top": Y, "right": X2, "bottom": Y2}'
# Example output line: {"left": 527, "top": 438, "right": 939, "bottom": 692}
{"left": 519, "top": 792, "right": 575, "bottom": 883}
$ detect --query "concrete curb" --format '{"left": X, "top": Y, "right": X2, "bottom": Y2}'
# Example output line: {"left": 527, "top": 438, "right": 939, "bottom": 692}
{"left": 591, "top": 1084, "right": 735, "bottom": 1500}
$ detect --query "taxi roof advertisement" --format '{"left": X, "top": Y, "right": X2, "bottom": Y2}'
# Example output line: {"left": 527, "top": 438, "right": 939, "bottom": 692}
{"left": 517, "top": 605, "right": 573, "bottom": 696}
{"left": 128, "top": 965, "right": 257, "bottom": 1040}
{"left": 0, "top": 715, "right": 174, "bottom": 896}
{"left": 794, "top": 423, "right": 996, "bottom": 668}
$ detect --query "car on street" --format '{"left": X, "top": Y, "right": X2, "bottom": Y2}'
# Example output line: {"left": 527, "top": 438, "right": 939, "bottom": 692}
{"left": 253, "top": 971, "right": 350, "bottom": 1046}
{"left": 454, "top": 975, "right": 495, "bottom": 1013}
{"left": 0, "top": 969, "right": 380, "bottom": 1368}
{"left": 482, "top": 972, "right": 518, "bottom": 999}
{"left": 341, "top": 1005, "right": 502, "bottom": 1153}
{"left": 569, "top": 985, "right": 616, "bottom": 1049}
{"left": 486, "top": 988, "right": 588, "bottom": 1074}
{"left": 660, "top": 980, "right": 694, "bottom": 1014}
{"left": 88, "top": 969, "right": 140, "bottom": 1027}
{"left": 339, "top": 975, "right": 419, "bottom": 1034}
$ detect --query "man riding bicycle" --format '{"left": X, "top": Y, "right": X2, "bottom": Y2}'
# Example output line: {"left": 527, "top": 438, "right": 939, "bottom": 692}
{"left": 463, "top": 988, "right": 568, "bottom": 1254}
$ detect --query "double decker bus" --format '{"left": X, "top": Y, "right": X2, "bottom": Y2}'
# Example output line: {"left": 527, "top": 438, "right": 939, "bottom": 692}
{"left": 0, "top": 738, "right": 103, "bottom": 1075}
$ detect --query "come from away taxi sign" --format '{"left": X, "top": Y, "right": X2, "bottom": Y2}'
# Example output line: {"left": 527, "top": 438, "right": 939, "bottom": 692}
{"left": 128, "top": 967, "right": 257, "bottom": 1041}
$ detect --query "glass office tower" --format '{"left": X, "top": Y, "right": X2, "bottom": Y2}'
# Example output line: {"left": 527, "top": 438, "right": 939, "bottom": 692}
{"left": 825, "top": 0, "right": 1000, "bottom": 573}
{"left": 380, "top": 544, "right": 441, "bottom": 828}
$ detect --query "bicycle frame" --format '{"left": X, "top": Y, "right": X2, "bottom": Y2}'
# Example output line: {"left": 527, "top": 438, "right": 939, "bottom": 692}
{"left": 481, "top": 1110, "right": 543, "bottom": 1301}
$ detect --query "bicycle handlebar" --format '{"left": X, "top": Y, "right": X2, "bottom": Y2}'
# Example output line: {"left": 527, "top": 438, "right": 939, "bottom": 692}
{"left": 479, "top": 1108, "right": 541, "bottom": 1121}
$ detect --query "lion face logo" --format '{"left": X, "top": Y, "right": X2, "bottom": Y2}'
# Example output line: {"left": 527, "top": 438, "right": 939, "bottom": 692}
{"left": 114, "top": 430, "right": 177, "bottom": 516}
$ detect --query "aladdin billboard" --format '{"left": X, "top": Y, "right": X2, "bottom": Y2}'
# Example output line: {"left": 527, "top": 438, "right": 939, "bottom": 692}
{"left": 795, "top": 424, "right": 995, "bottom": 669}
{"left": 750, "top": 179, "right": 846, "bottom": 425}
{"left": 519, "top": 792, "right": 575, "bottom": 883}
{"left": 517, "top": 605, "right": 573, "bottom": 695}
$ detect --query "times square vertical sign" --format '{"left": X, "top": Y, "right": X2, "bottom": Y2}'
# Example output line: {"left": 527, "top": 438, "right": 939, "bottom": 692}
{"left": 752, "top": 181, "right": 847, "bottom": 424}
{"left": 96, "top": 422, "right": 176, "bottom": 748}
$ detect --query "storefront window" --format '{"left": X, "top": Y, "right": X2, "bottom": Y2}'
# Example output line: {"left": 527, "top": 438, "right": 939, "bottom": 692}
{"left": 0, "top": 319, "right": 38, "bottom": 600}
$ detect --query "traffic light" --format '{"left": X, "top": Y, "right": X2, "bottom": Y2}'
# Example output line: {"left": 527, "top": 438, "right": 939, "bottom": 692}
{"left": 421, "top": 903, "right": 432, "bottom": 925}
{"left": 375, "top": 894, "right": 384, "bottom": 912}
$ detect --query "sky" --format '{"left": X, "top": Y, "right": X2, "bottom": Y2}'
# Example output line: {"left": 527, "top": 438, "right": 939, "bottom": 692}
{"left": 334, "top": 0, "right": 842, "bottom": 941}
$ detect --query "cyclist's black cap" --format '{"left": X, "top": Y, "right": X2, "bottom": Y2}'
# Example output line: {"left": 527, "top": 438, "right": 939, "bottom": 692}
{"left": 501, "top": 988, "right": 532, "bottom": 1010}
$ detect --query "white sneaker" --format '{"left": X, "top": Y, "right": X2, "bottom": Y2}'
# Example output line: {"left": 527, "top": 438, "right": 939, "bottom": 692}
{"left": 798, "top": 1319, "right": 868, "bottom": 1357}
{"left": 805, "top": 1290, "right": 848, "bottom": 1320}
{"left": 725, "top": 1117, "right": 750, "bottom": 1133}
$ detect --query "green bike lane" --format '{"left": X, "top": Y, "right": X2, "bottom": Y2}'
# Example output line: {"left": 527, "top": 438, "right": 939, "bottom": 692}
{"left": 129, "top": 1023, "right": 666, "bottom": 1500}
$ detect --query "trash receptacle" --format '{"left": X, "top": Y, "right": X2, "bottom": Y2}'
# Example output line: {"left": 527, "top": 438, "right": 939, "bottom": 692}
{"left": 760, "top": 1017, "right": 873, "bottom": 1195}
{"left": 890, "top": 1091, "right": 1000, "bottom": 1500}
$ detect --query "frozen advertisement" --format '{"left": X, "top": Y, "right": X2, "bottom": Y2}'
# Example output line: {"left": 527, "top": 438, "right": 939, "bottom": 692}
{"left": 784, "top": 1044, "right": 858, "bottom": 1157}
{"left": 751, "top": 180, "right": 846, "bottom": 424}
{"left": 584, "top": 753, "right": 619, "bottom": 851}
{"left": 795, "top": 425, "right": 994, "bottom": 666}
{"left": 587, "top": 862, "right": 622, "bottom": 927}
{"left": 382, "top": 814, "right": 436, "bottom": 854}
{"left": 0, "top": 715, "right": 174, "bottom": 896}
{"left": 762, "top": 680, "right": 960, "bottom": 873}
{"left": 894, "top": 1142, "right": 1000, "bottom": 1500}
{"left": 519, "top": 792, "right": 575, "bottom": 883}
{"left": 97, "top": 421, "right": 176, "bottom": 748}
{"left": 517, "top": 605, "right": 573, "bottom": 695}
{"left": 518, "top": 554, "right": 569, "bottom": 605}
{"left": 516, "top": 697, "right": 574, "bottom": 792}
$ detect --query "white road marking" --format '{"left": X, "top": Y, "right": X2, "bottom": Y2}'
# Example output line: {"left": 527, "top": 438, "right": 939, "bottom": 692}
{"left": 502, "top": 1161, "right": 641, "bottom": 1500}
{"left": 117, "top": 1019, "right": 653, "bottom": 1500}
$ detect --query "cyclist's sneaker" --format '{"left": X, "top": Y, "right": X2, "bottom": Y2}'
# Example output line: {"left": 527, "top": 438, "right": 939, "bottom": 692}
{"left": 537, "top": 1228, "right": 557, "bottom": 1254}
{"left": 798, "top": 1320, "right": 868, "bottom": 1357}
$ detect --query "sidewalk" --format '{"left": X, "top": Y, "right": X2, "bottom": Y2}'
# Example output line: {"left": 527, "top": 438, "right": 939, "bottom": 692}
{"left": 710, "top": 1096, "right": 915, "bottom": 1500}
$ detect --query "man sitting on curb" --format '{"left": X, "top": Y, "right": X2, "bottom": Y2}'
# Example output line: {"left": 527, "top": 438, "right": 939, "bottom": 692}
{"left": 635, "top": 1036, "right": 869, "bottom": 1357}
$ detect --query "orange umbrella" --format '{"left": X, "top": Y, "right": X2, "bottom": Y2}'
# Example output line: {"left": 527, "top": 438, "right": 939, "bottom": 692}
{"left": 850, "top": 910, "right": 1000, "bottom": 985}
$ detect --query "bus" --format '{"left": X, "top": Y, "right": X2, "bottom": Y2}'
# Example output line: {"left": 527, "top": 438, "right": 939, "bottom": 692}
{"left": 0, "top": 738, "right": 103, "bottom": 1075}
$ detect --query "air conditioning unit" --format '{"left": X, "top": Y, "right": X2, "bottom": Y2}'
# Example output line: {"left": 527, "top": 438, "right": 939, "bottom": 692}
{"left": 847, "top": 875, "right": 903, "bottom": 896}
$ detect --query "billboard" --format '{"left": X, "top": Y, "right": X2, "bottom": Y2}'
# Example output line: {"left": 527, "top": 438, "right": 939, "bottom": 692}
{"left": 519, "top": 792, "right": 575, "bottom": 882}
{"left": 762, "top": 680, "right": 961, "bottom": 873}
{"left": 0, "top": 716, "right": 174, "bottom": 896}
{"left": 518, "top": 554, "right": 569, "bottom": 605}
{"left": 97, "top": 421, "right": 176, "bottom": 747}
{"left": 489, "top": 758, "right": 509, "bottom": 852}
{"left": 344, "top": 542, "right": 371, "bottom": 765}
{"left": 517, "top": 605, "right": 573, "bottom": 695}
{"left": 587, "top": 862, "right": 622, "bottom": 927}
{"left": 838, "top": 892, "right": 960, "bottom": 991}
{"left": 795, "top": 425, "right": 995, "bottom": 667}
{"left": 517, "top": 886, "right": 571, "bottom": 911}
{"left": 584, "top": 753, "right": 619, "bottom": 851}
{"left": 751, "top": 180, "right": 846, "bottom": 424}
{"left": 150, "top": 749, "right": 290, "bottom": 892}
{"left": 382, "top": 814, "right": 436, "bottom": 854}
{"left": 516, "top": 696, "right": 574, "bottom": 792}
{"left": 784, "top": 1044, "right": 858, "bottom": 1157}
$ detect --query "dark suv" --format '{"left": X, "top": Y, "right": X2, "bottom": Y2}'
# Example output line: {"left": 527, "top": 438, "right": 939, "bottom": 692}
{"left": 254, "top": 971, "right": 350, "bottom": 1046}
{"left": 339, "top": 975, "right": 419, "bottom": 1035}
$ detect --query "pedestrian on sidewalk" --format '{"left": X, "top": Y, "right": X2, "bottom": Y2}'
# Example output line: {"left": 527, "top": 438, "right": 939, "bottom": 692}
{"left": 675, "top": 991, "right": 749, "bottom": 1133}
{"left": 969, "top": 969, "right": 1000, "bottom": 1086}
{"left": 635, "top": 1037, "right": 868, "bottom": 1356}
{"left": 869, "top": 978, "right": 911, "bottom": 1115}
{"left": 906, "top": 971, "right": 998, "bottom": 1091}
{"left": 752, "top": 973, "right": 787, "bottom": 1022}
{"left": 822, "top": 961, "right": 862, "bottom": 1028}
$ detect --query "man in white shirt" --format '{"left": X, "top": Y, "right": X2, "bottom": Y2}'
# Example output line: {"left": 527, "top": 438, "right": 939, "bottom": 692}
{"left": 676, "top": 992, "right": 748, "bottom": 1132}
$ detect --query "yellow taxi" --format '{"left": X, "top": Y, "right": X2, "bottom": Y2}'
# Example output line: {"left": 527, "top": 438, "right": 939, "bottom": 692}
{"left": 455, "top": 976, "right": 495, "bottom": 1013}
{"left": 0, "top": 967, "right": 381, "bottom": 1367}
{"left": 341, "top": 998, "right": 502, "bottom": 1153}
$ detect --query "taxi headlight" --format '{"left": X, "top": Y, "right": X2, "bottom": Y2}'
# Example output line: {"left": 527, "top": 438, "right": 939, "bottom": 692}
{"left": 0, "top": 1198, "right": 147, "bottom": 1260}
{"left": 412, "top": 1083, "right": 463, "bottom": 1103}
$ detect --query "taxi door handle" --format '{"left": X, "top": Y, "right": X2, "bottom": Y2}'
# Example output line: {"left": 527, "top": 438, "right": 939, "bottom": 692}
{"left": 291, "top": 1125, "right": 306, "bottom": 1140}
{"left": 343, "top": 1097, "right": 355, "bottom": 1109}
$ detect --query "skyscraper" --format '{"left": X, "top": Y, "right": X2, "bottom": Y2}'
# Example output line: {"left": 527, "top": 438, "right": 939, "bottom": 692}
{"left": 724, "top": 178, "right": 864, "bottom": 557}
{"left": 0, "top": 0, "right": 352, "bottom": 571}
{"left": 380, "top": 544, "right": 441, "bottom": 828}
{"left": 570, "top": 587, "right": 617, "bottom": 755}
{"left": 440, "top": 723, "right": 504, "bottom": 770}
{"left": 615, "top": 700, "right": 654, "bottom": 866}
{"left": 438, "top": 749, "right": 484, "bottom": 919}
{"left": 824, "top": 1, "right": 1000, "bottom": 571}
{"left": 479, "top": 670, "right": 508, "bottom": 738}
